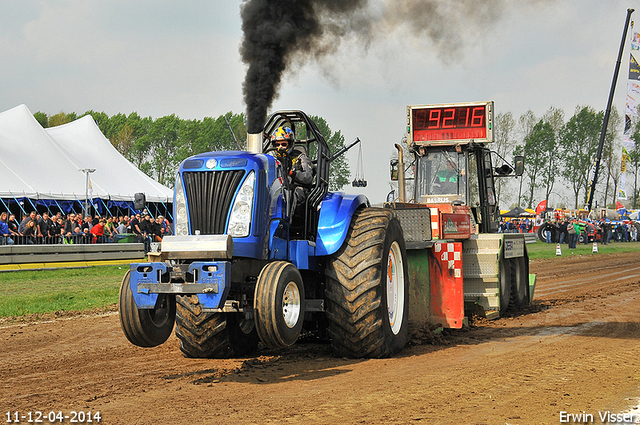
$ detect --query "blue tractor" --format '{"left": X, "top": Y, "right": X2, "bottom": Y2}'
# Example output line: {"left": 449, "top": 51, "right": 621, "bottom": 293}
{"left": 119, "top": 110, "right": 409, "bottom": 358}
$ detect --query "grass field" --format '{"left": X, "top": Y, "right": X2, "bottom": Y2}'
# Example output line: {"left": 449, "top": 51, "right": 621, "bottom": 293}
{"left": 0, "top": 265, "right": 126, "bottom": 318}
{"left": 525, "top": 240, "right": 640, "bottom": 259}
{"left": 1, "top": 240, "right": 639, "bottom": 319}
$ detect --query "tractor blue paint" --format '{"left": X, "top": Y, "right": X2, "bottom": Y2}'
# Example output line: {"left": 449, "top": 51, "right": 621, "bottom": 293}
{"left": 316, "top": 192, "right": 369, "bottom": 256}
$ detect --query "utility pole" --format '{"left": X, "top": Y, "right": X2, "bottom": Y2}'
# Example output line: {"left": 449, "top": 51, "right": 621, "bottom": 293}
{"left": 586, "top": 8, "right": 634, "bottom": 212}
{"left": 80, "top": 168, "right": 96, "bottom": 216}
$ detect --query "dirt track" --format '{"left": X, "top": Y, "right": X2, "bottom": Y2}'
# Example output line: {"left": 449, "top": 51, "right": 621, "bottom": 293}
{"left": 2, "top": 252, "right": 640, "bottom": 425}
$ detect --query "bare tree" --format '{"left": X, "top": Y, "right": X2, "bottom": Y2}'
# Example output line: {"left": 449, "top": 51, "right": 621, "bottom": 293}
{"left": 493, "top": 112, "right": 516, "bottom": 206}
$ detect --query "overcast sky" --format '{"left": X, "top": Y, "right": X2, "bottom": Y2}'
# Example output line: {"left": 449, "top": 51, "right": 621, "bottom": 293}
{"left": 1, "top": 0, "right": 638, "bottom": 205}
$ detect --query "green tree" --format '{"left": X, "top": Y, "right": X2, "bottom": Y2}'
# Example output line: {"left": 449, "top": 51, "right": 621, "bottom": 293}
{"left": 558, "top": 106, "right": 603, "bottom": 208}
{"left": 33, "top": 112, "right": 48, "bottom": 128}
{"left": 47, "top": 111, "right": 76, "bottom": 127}
{"left": 125, "top": 113, "right": 153, "bottom": 168}
{"left": 309, "top": 115, "right": 350, "bottom": 191}
{"left": 522, "top": 120, "right": 555, "bottom": 208}
{"left": 111, "top": 123, "right": 135, "bottom": 157}
{"left": 146, "top": 114, "right": 181, "bottom": 187}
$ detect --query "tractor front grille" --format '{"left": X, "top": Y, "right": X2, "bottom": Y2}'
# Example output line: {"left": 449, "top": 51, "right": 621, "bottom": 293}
{"left": 182, "top": 170, "right": 245, "bottom": 235}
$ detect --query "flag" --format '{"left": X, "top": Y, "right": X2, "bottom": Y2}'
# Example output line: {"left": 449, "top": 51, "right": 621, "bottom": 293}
{"left": 616, "top": 200, "right": 625, "bottom": 210}
{"left": 535, "top": 200, "right": 547, "bottom": 215}
{"left": 620, "top": 26, "right": 637, "bottom": 201}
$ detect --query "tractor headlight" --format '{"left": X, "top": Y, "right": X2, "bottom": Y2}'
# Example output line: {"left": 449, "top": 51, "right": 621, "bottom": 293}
{"left": 227, "top": 171, "right": 255, "bottom": 237}
{"left": 174, "top": 173, "right": 189, "bottom": 236}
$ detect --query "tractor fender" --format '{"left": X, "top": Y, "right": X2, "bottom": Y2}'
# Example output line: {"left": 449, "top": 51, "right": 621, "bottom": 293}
{"left": 316, "top": 192, "right": 370, "bottom": 256}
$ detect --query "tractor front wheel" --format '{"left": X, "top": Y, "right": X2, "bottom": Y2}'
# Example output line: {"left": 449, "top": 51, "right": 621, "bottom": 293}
{"left": 119, "top": 270, "right": 176, "bottom": 347}
{"left": 254, "top": 261, "right": 306, "bottom": 348}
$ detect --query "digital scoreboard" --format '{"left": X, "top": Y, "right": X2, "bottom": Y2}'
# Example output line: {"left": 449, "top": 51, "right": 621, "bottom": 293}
{"left": 407, "top": 101, "right": 494, "bottom": 145}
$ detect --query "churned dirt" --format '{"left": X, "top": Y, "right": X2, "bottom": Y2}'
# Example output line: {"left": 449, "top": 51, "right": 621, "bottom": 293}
{"left": 2, "top": 251, "right": 640, "bottom": 425}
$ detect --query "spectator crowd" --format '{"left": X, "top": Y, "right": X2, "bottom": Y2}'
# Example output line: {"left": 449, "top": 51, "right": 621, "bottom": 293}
{"left": 0, "top": 211, "right": 172, "bottom": 252}
{"left": 498, "top": 215, "right": 640, "bottom": 249}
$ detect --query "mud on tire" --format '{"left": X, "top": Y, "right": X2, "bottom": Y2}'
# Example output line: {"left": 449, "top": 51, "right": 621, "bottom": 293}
{"left": 175, "top": 295, "right": 259, "bottom": 358}
{"left": 325, "top": 208, "right": 409, "bottom": 358}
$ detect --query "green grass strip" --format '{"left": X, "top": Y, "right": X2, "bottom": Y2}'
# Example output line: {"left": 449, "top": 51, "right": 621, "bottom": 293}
{"left": 0, "top": 265, "right": 126, "bottom": 318}
{"left": 525, "top": 240, "right": 640, "bottom": 259}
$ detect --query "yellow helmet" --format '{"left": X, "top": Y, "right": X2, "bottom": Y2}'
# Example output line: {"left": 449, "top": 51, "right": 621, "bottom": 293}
{"left": 270, "top": 125, "right": 295, "bottom": 156}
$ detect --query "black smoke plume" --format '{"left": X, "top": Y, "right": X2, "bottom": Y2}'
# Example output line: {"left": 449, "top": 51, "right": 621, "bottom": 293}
{"left": 240, "top": 0, "right": 368, "bottom": 133}
{"left": 240, "top": 0, "right": 507, "bottom": 133}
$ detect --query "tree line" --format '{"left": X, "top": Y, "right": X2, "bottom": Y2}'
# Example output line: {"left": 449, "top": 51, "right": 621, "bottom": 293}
{"left": 34, "top": 110, "right": 350, "bottom": 191}
{"left": 493, "top": 105, "right": 640, "bottom": 210}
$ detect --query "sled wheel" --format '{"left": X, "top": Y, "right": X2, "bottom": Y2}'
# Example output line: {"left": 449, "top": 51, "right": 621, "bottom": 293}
{"left": 254, "top": 261, "right": 305, "bottom": 348}
{"left": 175, "top": 295, "right": 259, "bottom": 358}
{"left": 119, "top": 270, "right": 176, "bottom": 347}
{"left": 498, "top": 256, "right": 512, "bottom": 315}
{"left": 325, "top": 208, "right": 409, "bottom": 358}
{"left": 508, "top": 257, "right": 529, "bottom": 310}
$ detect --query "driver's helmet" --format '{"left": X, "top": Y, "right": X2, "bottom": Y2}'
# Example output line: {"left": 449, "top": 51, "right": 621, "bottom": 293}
{"left": 270, "top": 125, "right": 295, "bottom": 157}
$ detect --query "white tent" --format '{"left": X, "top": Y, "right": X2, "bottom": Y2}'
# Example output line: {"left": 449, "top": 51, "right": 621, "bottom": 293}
{"left": 0, "top": 104, "right": 172, "bottom": 212}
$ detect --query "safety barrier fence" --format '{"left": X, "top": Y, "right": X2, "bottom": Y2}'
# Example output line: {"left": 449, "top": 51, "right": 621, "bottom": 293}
{"left": 0, "top": 242, "right": 146, "bottom": 271}
{"left": 0, "top": 233, "right": 148, "bottom": 246}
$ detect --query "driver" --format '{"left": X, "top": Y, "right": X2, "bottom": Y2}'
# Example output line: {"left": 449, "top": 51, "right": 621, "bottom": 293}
{"left": 434, "top": 159, "right": 461, "bottom": 194}
{"left": 271, "top": 124, "right": 314, "bottom": 219}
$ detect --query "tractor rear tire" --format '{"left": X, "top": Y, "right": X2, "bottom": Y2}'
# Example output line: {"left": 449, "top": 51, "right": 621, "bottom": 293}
{"left": 119, "top": 270, "right": 176, "bottom": 347}
{"left": 508, "top": 257, "right": 529, "bottom": 310}
{"left": 498, "top": 256, "right": 512, "bottom": 315}
{"left": 254, "top": 261, "right": 306, "bottom": 348}
{"left": 175, "top": 295, "right": 259, "bottom": 358}
{"left": 325, "top": 208, "right": 409, "bottom": 358}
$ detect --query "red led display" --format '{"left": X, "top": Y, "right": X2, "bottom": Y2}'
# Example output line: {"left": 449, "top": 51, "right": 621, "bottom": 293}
{"left": 412, "top": 105, "right": 488, "bottom": 143}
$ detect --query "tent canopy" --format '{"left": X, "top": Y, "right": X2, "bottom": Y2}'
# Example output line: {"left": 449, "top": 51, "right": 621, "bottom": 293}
{"left": 500, "top": 206, "right": 534, "bottom": 218}
{"left": 0, "top": 104, "right": 173, "bottom": 204}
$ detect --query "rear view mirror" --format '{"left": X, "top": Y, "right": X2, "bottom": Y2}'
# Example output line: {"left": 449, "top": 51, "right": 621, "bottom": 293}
{"left": 514, "top": 156, "right": 524, "bottom": 176}
{"left": 390, "top": 159, "right": 399, "bottom": 181}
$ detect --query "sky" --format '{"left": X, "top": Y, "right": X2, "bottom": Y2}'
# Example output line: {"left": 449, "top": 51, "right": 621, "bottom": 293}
{"left": 1, "top": 0, "right": 638, "bottom": 206}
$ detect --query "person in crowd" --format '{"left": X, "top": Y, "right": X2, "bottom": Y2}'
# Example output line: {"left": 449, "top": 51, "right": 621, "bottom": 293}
{"left": 0, "top": 212, "right": 15, "bottom": 245}
{"left": 22, "top": 219, "right": 37, "bottom": 244}
{"left": 7, "top": 214, "right": 21, "bottom": 238}
{"left": 79, "top": 214, "right": 92, "bottom": 232}
{"left": 51, "top": 217, "right": 63, "bottom": 243}
{"left": 545, "top": 220, "right": 552, "bottom": 243}
{"left": 19, "top": 211, "right": 36, "bottom": 234}
{"left": 116, "top": 218, "right": 127, "bottom": 235}
{"left": 130, "top": 214, "right": 143, "bottom": 237}
{"left": 558, "top": 219, "right": 567, "bottom": 244}
{"left": 151, "top": 216, "right": 165, "bottom": 242}
{"left": 38, "top": 212, "right": 53, "bottom": 244}
{"left": 103, "top": 217, "right": 117, "bottom": 242}
{"left": 63, "top": 213, "right": 76, "bottom": 236}
{"left": 139, "top": 214, "right": 153, "bottom": 252}
{"left": 566, "top": 219, "right": 576, "bottom": 248}
{"left": 162, "top": 216, "right": 172, "bottom": 236}
{"left": 90, "top": 219, "right": 107, "bottom": 243}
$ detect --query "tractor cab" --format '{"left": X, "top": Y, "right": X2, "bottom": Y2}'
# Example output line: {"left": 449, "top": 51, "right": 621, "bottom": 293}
{"left": 390, "top": 101, "right": 523, "bottom": 235}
